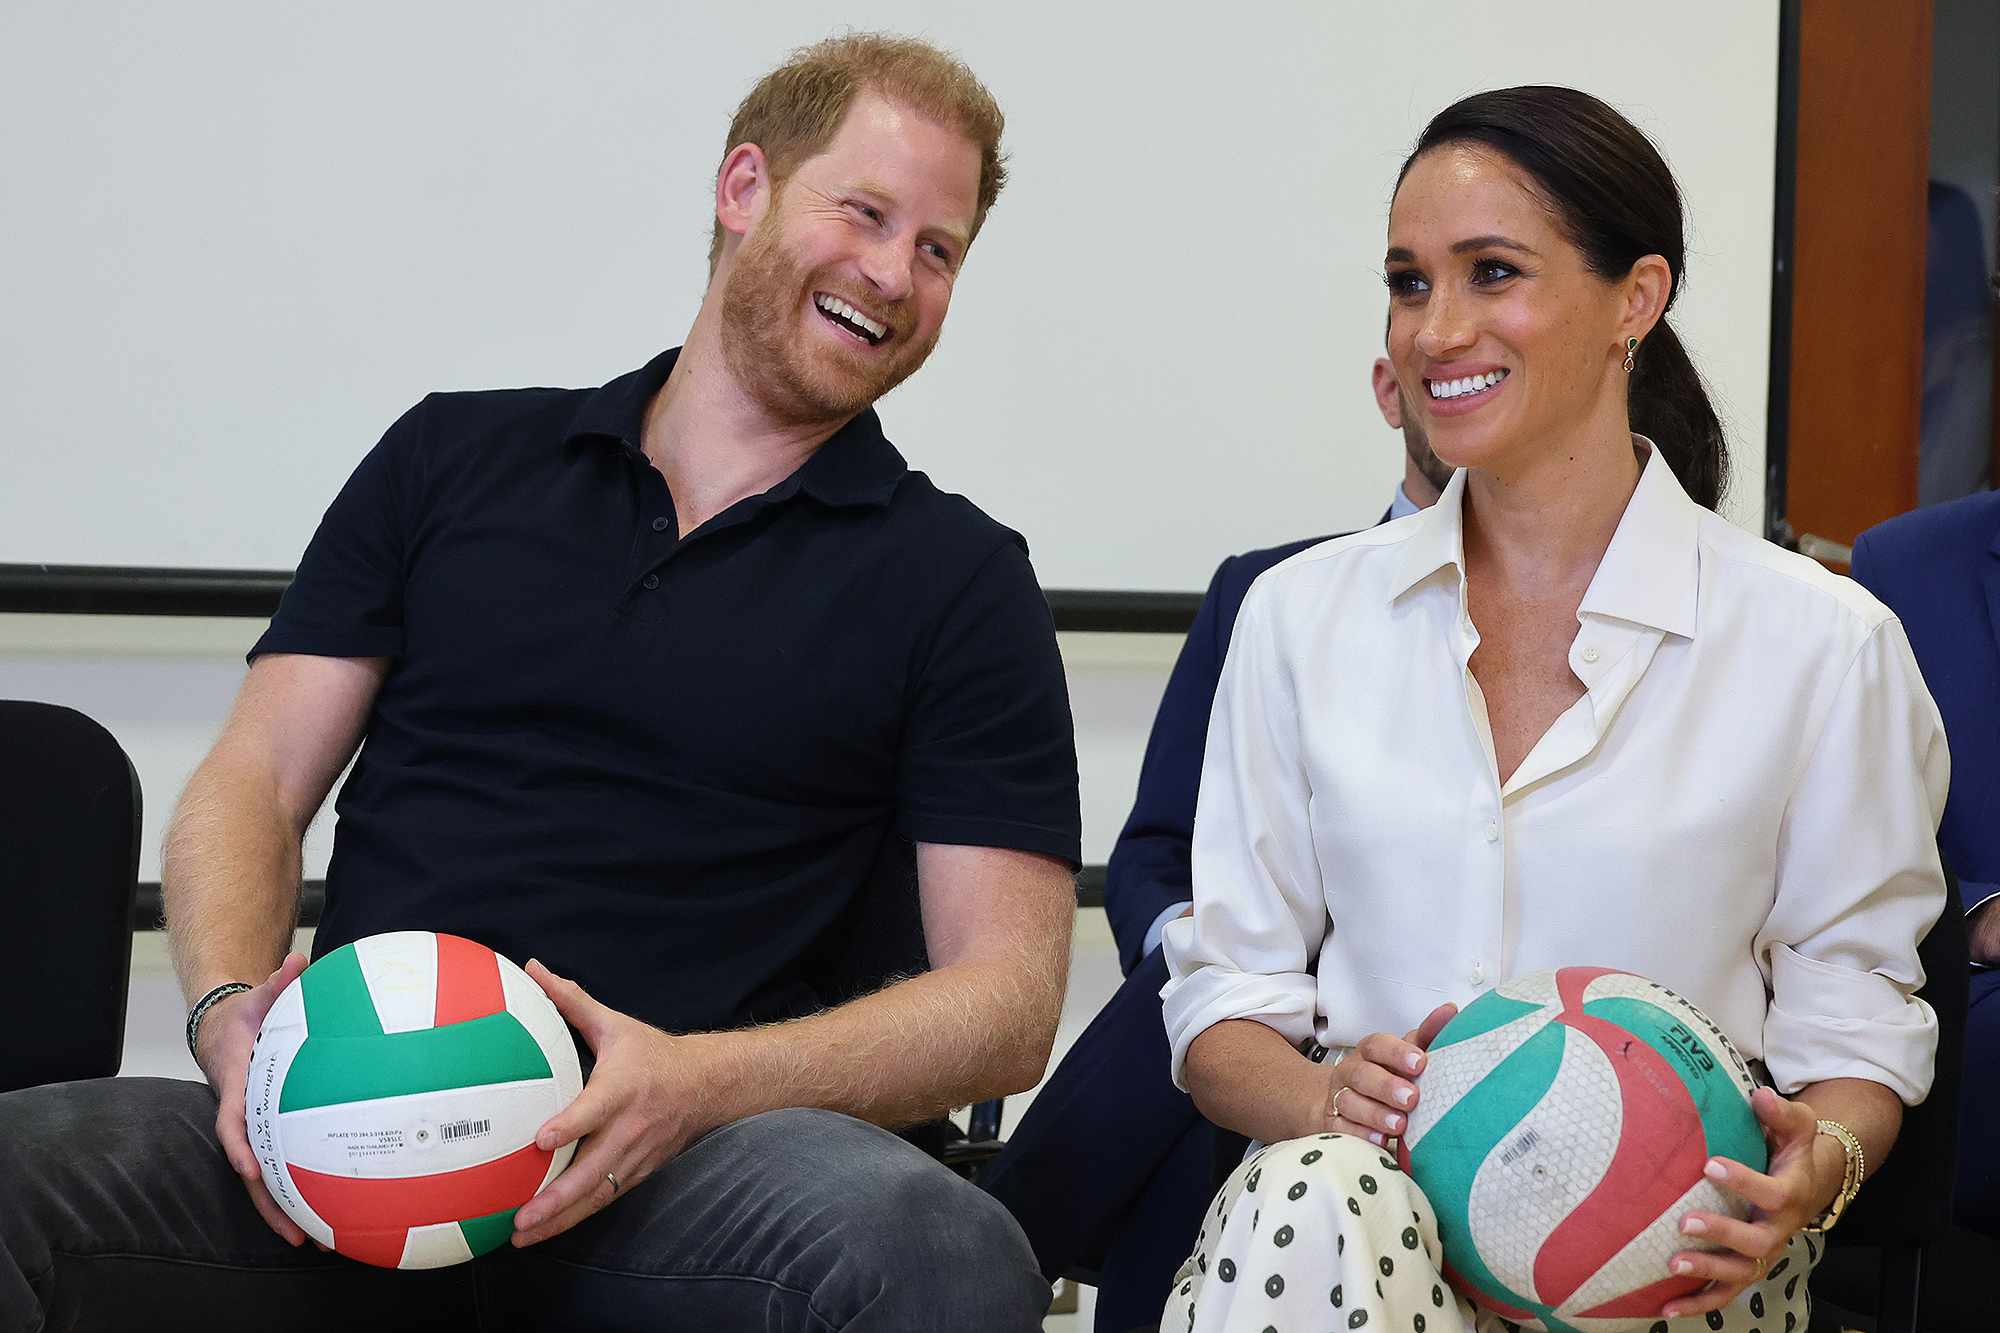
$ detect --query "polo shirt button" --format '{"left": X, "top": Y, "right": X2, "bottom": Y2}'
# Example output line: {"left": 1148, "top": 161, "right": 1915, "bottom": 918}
{"left": 1581, "top": 645, "right": 1601, "bottom": 664}
{"left": 1484, "top": 820, "right": 1499, "bottom": 843}
{"left": 652, "top": 516, "right": 670, "bottom": 532}
{"left": 1470, "top": 962, "right": 1486, "bottom": 985}
{"left": 642, "top": 573, "right": 660, "bottom": 590}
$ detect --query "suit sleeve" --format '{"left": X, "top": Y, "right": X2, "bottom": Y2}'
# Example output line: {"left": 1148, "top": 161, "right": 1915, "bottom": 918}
{"left": 1102, "top": 556, "right": 1237, "bottom": 975}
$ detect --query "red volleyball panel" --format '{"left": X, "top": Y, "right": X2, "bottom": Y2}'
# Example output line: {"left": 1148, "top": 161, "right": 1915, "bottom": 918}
{"left": 336, "top": 1227, "right": 414, "bottom": 1270}
{"left": 291, "top": 1140, "right": 551, "bottom": 1233}
{"left": 1577, "top": 1272, "right": 1711, "bottom": 1321}
{"left": 433, "top": 933, "right": 506, "bottom": 1027}
{"left": 1536, "top": 967, "right": 1708, "bottom": 1308}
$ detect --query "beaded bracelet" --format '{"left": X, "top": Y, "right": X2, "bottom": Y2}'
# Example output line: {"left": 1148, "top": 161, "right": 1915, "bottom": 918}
{"left": 184, "top": 981, "right": 255, "bottom": 1062}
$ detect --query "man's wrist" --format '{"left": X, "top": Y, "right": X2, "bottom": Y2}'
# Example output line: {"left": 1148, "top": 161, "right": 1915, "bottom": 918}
{"left": 186, "top": 981, "right": 256, "bottom": 1064}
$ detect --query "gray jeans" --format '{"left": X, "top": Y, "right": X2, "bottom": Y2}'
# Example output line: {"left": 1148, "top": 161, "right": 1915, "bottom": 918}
{"left": 0, "top": 1078, "right": 1047, "bottom": 1332}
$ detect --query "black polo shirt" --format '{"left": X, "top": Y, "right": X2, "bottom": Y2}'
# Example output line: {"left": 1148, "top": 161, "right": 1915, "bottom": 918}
{"left": 251, "top": 348, "right": 1080, "bottom": 1034}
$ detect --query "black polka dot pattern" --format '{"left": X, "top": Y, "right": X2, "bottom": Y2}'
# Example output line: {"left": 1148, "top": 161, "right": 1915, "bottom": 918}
{"left": 1170, "top": 1145, "right": 1820, "bottom": 1331}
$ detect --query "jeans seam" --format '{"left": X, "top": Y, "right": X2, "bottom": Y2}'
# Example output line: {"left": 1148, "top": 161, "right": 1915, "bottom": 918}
{"left": 49, "top": 1247, "right": 348, "bottom": 1274}
{"left": 527, "top": 1253, "right": 836, "bottom": 1330}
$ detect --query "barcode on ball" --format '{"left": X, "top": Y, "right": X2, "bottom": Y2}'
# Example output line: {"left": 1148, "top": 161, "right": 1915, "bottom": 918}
{"left": 440, "top": 1118, "right": 491, "bottom": 1142}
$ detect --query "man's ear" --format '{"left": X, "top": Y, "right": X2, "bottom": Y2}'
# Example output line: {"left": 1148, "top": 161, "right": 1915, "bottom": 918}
{"left": 1371, "top": 357, "right": 1405, "bottom": 430}
{"left": 715, "top": 143, "right": 771, "bottom": 247}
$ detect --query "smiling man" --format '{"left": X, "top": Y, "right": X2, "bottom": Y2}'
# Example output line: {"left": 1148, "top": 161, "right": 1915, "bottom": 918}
{"left": 0, "top": 34, "right": 1077, "bottom": 1332}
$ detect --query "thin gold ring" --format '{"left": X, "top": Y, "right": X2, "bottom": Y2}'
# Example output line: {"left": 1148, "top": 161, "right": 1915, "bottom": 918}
{"left": 605, "top": 1170, "right": 621, "bottom": 1195}
{"left": 1331, "top": 1085, "right": 1350, "bottom": 1123}
{"left": 1750, "top": 1255, "right": 1765, "bottom": 1280}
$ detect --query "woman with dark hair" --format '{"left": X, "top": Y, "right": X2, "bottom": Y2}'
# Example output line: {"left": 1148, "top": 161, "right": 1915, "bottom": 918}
{"left": 1159, "top": 87, "right": 1945, "bottom": 1332}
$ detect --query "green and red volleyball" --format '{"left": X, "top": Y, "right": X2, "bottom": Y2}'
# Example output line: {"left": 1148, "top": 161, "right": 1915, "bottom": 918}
{"left": 246, "top": 931, "right": 583, "bottom": 1268}
{"left": 1397, "top": 966, "right": 1768, "bottom": 1333}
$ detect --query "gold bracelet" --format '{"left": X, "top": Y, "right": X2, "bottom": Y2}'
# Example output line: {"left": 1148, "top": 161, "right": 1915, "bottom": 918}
{"left": 1803, "top": 1118, "right": 1864, "bottom": 1234}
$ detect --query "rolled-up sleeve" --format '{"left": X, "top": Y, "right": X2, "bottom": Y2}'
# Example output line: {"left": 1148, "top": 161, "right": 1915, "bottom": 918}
{"left": 1161, "top": 576, "right": 1328, "bottom": 1088}
{"left": 1760, "top": 618, "right": 1949, "bottom": 1104}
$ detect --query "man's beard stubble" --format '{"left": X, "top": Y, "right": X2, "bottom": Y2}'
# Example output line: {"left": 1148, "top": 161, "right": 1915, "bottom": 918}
{"left": 719, "top": 211, "right": 939, "bottom": 428}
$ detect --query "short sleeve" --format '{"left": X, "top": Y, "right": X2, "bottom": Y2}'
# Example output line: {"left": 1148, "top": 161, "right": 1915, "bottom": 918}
{"left": 249, "top": 399, "right": 428, "bottom": 663}
{"left": 896, "top": 539, "right": 1081, "bottom": 867}
{"left": 1759, "top": 618, "right": 1950, "bottom": 1104}
{"left": 1160, "top": 575, "right": 1325, "bottom": 1089}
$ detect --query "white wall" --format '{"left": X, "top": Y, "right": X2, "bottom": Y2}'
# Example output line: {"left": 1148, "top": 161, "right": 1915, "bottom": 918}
{"left": 0, "top": 0, "right": 1776, "bottom": 587}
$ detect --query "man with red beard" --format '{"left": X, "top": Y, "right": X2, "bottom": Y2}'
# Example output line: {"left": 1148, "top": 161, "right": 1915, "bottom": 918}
{"left": 0, "top": 34, "right": 1076, "bottom": 1332}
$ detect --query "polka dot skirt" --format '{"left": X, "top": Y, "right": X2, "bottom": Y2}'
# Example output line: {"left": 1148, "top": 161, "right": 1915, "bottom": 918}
{"left": 1164, "top": 1134, "right": 1818, "bottom": 1333}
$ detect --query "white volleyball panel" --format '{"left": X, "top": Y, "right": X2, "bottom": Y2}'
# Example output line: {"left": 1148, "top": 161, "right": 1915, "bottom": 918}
{"left": 352, "top": 931, "right": 443, "bottom": 1034}
{"left": 1466, "top": 1032, "right": 1622, "bottom": 1306}
{"left": 398, "top": 1220, "right": 475, "bottom": 1271}
{"left": 275, "top": 1078, "right": 564, "bottom": 1177}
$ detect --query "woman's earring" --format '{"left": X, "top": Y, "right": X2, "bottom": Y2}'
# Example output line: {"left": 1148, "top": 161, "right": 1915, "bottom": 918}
{"left": 1622, "top": 336, "right": 1638, "bottom": 374}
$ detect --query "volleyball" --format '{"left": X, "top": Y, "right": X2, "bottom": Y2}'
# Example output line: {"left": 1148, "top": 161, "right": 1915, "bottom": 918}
{"left": 1396, "top": 966, "right": 1767, "bottom": 1332}
{"left": 246, "top": 931, "right": 584, "bottom": 1269}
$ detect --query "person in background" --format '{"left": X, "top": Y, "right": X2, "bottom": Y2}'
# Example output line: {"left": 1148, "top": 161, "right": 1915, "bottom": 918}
{"left": 1165, "top": 85, "right": 1945, "bottom": 1333}
{"left": 980, "top": 356, "right": 1448, "bottom": 1332}
{"left": 1852, "top": 489, "right": 2000, "bottom": 1232}
{"left": 0, "top": 34, "right": 1078, "bottom": 1333}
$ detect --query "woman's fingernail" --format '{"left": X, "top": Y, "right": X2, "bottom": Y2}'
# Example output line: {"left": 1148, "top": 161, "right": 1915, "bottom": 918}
{"left": 1394, "top": 1087, "right": 1414, "bottom": 1107}
{"left": 1704, "top": 1160, "right": 1727, "bottom": 1181}
{"left": 1368, "top": 1130, "right": 1385, "bottom": 1146}
{"left": 1682, "top": 1217, "right": 1708, "bottom": 1235}
{"left": 1388, "top": 1114, "right": 1405, "bottom": 1133}
{"left": 1405, "top": 1054, "right": 1423, "bottom": 1073}
{"left": 1672, "top": 1259, "right": 1693, "bottom": 1275}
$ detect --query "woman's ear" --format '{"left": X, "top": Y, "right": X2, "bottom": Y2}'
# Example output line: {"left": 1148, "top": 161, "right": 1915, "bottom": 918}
{"left": 1620, "top": 253, "right": 1674, "bottom": 346}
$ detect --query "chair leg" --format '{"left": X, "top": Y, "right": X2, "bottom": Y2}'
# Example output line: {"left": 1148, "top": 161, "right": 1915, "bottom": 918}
{"left": 1872, "top": 1242, "right": 1922, "bottom": 1333}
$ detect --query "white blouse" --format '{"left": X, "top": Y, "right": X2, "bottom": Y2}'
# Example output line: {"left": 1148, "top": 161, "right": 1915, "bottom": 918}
{"left": 1162, "top": 444, "right": 1949, "bottom": 1104}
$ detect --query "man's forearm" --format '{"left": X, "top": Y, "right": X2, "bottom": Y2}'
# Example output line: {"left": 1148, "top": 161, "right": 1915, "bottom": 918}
{"left": 161, "top": 753, "right": 307, "bottom": 1008}
{"left": 689, "top": 950, "right": 1067, "bottom": 1134}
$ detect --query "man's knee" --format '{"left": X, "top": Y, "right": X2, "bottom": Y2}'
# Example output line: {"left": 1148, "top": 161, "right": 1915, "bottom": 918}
{"left": 742, "top": 1108, "right": 1050, "bottom": 1329}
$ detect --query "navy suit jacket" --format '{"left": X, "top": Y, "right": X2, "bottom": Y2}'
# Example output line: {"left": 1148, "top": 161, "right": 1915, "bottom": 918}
{"left": 1102, "top": 534, "right": 1333, "bottom": 974}
{"left": 1851, "top": 490, "right": 2000, "bottom": 914}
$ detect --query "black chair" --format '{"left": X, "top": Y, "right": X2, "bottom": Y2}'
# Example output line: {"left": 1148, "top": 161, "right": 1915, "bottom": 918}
{"left": 1809, "top": 847, "right": 1990, "bottom": 1333}
{"left": 0, "top": 701, "right": 142, "bottom": 1092}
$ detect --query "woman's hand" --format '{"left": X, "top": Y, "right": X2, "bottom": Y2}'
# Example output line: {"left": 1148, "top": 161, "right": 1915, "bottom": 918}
{"left": 1661, "top": 1086, "right": 1843, "bottom": 1319}
{"left": 1323, "top": 1002, "right": 1457, "bottom": 1144}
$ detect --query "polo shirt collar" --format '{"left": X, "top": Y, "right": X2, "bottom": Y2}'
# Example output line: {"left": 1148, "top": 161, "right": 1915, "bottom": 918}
{"left": 1385, "top": 435, "right": 1700, "bottom": 640}
{"left": 562, "top": 346, "right": 908, "bottom": 509}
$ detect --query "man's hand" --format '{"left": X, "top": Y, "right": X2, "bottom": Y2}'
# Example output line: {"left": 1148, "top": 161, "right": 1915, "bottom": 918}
{"left": 195, "top": 951, "right": 310, "bottom": 1246}
{"left": 511, "top": 960, "right": 713, "bottom": 1247}
{"left": 1969, "top": 897, "right": 2000, "bottom": 966}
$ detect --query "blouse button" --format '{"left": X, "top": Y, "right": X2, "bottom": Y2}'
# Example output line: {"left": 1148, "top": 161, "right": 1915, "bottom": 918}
{"left": 1470, "top": 962, "right": 1487, "bottom": 985}
{"left": 1581, "top": 645, "right": 1601, "bottom": 664}
{"left": 1484, "top": 820, "right": 1500, "bottom": 843}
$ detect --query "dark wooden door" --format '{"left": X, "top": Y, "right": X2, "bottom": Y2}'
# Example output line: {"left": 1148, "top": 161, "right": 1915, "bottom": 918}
{"left": 1781, "top": 0, "right": 1934, "bottom": 567}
